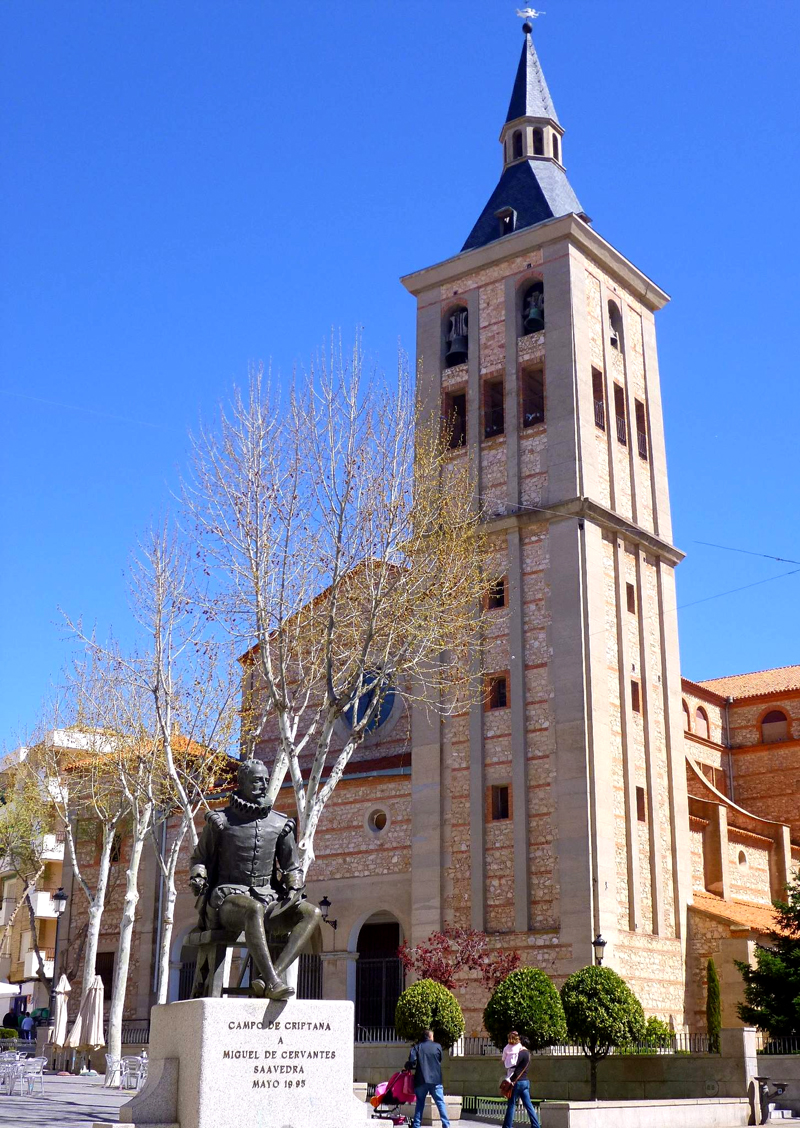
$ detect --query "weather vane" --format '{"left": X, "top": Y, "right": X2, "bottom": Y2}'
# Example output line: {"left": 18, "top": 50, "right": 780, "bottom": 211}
{"left": 516, "top": 8, "right": 546, "bottom": 19}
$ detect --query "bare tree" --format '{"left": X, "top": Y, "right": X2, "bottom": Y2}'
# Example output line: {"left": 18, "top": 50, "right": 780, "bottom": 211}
{"left": 0, "top": 757, "right": 51, "bottom": 989}
{"left": 185, "top": 343, "right": 490, "bottom": 879}
{"left": 38, "top": 677, "right": 128, "bottom": 1008}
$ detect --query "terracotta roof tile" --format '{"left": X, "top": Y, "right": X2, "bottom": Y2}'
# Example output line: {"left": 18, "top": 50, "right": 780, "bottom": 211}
{"left": 690, "top": 892, "right": 783, "bottom": 934}
{"left": 696, "top": 664, "right": 800, "bottom": 700}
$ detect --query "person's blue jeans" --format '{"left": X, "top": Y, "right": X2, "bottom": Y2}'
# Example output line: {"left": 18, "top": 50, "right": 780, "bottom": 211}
{"left": 503, "top": 1079, "right": 540, "bottom": 1128}
{"left": 412, "top": 1083, "right": 450, "bottom": 1128}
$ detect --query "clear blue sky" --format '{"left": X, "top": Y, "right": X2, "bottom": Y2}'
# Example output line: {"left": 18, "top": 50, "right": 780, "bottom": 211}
{"left": 2, "top": 0, "right": 798, "bottom": 740}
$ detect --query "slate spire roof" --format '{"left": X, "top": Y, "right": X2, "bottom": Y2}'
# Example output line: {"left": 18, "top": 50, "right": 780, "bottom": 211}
{"left": 506, "top": 24, "right": 560, "bottom": 125}
{"left": 461, "top": 23, "right": 584, "bottom": 254}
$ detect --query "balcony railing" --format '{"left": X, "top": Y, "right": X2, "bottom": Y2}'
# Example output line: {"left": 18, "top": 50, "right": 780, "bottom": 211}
{"left": 637, "top": 429, "right": 648, "bottom": 460}
{"left": 616, "top": 414, "right": 627, "bottom": 444}
{"left": 594, "top": 399, "right": 606, "bottom": 430}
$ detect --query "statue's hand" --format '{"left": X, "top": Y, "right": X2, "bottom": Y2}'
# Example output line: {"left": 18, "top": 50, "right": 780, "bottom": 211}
{"left": 281, "top": 888, "right": 303, "bottom": 911}
{"left": 189, "top": 875, "right": 208, "bottom": 896}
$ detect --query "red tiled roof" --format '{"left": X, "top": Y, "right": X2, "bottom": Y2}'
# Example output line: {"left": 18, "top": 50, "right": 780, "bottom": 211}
{"left": 696, "top": 664, "right": 800, "bottom": 700}
{"left": 690, "top": 892, "right": 781, "bottom": 934}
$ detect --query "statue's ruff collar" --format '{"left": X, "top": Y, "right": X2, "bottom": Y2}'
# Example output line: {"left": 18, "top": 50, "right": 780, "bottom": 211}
{"left": 230, "top": 791, "right": 272, "bottom": 818}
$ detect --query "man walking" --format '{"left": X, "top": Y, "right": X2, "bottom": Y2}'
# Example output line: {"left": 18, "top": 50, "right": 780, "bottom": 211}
{"left": 406, "top": 1029, "right": 451, "bottom": 1128}
{"left": 502, "top": 1034, "right": 540, "bottom": 1128}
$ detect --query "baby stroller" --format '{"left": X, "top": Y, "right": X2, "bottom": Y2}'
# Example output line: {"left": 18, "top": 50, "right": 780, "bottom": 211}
{"left": 370, "top": 1069, "right": 414, "bottom": 1125}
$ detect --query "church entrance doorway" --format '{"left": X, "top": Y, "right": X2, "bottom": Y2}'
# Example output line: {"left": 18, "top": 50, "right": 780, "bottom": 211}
{"left": 355, "top": 913, "right": 404, "bottom": 1034}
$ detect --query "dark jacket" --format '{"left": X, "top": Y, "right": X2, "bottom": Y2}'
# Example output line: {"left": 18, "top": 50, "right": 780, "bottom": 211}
{"left": 509, "top": 1047, "right": 530, "bottom": 1084}
{"left": 406, "top": 1039, "right": 444, "bottom": 1087}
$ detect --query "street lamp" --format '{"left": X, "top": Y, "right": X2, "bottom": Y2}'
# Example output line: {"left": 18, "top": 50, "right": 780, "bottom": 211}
{"left": 592, "top": 934, "right": 607, "bottom": 966}
{"left": 48, "top": 887, "right": 68, "bottom": 1020}
{"left": 318, "top": 896, "right": 337, "bottom": 931}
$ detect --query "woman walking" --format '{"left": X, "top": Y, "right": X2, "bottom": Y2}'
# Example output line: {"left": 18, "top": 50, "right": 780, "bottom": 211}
{"left": 501, "top": 1033, "right": 540, "bottom": 1128}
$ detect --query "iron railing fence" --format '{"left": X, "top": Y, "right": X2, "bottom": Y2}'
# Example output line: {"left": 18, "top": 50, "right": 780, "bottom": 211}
{"left": 355, "top": 1026, "right": 406, "bottom": 1044}
{"left": 616, "top": 414, "right": 627, "bottom": 444}
{"left": 462, "top": 1095, "right": 541, "bottom": 1122}
{"left": 594, "top": 399, "right": 606, "bottom": 430}
{"left": 757, "top": 1033, "right": 800, "bottom": 1055}
{"left": 450, "top": 1032, "right": 715, "bottom": 1057}
{"left": 637, "top": 430, "right": 648, "bottom": 459}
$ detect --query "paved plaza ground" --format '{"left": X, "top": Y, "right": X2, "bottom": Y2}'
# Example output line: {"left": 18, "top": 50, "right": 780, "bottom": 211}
{"left": 0, "top": 1074, "right": 129, "bottom": 1126}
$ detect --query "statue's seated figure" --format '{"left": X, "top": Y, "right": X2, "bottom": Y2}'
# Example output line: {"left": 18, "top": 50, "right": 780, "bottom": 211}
{"left": 189, "top": 759, "right": 321, "bottom": 1001}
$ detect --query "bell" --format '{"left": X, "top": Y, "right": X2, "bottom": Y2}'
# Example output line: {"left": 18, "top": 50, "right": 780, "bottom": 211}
{"left": 446, "top": 335, "right": 468, "bottom": 365}
{"left": 523, "top": 306, "right": 544, "bottom": 334}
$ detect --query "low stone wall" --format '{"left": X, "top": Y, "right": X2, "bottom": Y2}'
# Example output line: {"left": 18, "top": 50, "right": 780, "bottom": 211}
{"left": 539, "top": 1097, "right": 750, "bottom": 1128}
{"left": 354, "top": 1031, "right": 755, "bottom": 1103}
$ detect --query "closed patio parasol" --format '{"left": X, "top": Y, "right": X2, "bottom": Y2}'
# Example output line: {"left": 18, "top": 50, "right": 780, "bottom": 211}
{"left": 66, "top": 974, "right": 105, "bottom": 1050}
{"left": 51, "top": 974, "right": 72, "bottom": 1047}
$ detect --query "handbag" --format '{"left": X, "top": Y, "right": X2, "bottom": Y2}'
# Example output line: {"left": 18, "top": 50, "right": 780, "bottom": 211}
{"left": 500, "top": 1079, "right": 514, "bottom": 1098}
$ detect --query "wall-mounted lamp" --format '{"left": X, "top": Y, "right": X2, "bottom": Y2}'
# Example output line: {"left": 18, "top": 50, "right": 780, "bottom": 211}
{"left": 592, "top": 933, "right": 607, "bottom": 966}
{"left": 319, "top": 896, "right": 338, "bottom": 931}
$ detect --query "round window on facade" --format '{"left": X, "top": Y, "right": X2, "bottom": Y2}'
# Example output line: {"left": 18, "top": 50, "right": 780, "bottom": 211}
{"left": 738, "top": 850, "right": 747, "bottom": 867}
{"left": 367, "top": 809, "right": 388, "bottom": 834}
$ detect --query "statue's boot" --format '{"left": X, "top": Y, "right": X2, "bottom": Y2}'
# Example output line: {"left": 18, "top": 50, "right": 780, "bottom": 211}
{"left": 251, "top": 976, "right": 294, "bottom": 1001}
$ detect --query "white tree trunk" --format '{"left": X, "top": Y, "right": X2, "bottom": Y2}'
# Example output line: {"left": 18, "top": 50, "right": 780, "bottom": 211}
{"left": 105, "top": 823, "right": 148, "bottom": 1069}
{"left": 155, "top": 877, "right": 178, "bottom": 1005}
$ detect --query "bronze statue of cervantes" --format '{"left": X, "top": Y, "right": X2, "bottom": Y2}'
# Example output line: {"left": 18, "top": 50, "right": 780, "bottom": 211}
{"left": 189, "top": 759, "right": 321, "bottom": 1001}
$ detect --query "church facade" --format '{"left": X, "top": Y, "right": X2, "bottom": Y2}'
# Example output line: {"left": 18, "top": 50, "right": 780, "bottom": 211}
{"left": 55, "top": 24, "right": 800, "bottom": 1042}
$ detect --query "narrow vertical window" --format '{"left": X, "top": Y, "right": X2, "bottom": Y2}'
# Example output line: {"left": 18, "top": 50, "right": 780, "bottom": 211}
{"left": 552, "top": 133, "right": 560, "bottom": 162}
{"left": 635, "top": 400, "right": 648, "bottom": 460}
{"left": 443, "top": 391, "right": 467, "bottom": 449}
{"left": 521, "top": 367, "right": 545, "bottom": 427}
{"left": 682, "top": 700, "right": 691, "bottom": 731}
{"left": 592, "top": 368, "right": 605, "bottom": 430}
{"left": 491, "top": 785, "right": 511, "bottom": 821}
{"left": 512, "top": 130, "right": 523, "bottom": 160}
{"left": 483, "top": 379, "right": 505, "bottom": 438}
{"left": 636, "top": 786, "right": 646, "bottom": 822}
{"left": 532, "top": 128, "right": 544, "bottom": 156}
{"left": 486, "top": 674, "right": 509, "bottom": 710}
{"left": 608, "top": 300, "right": 623, "bottom": 350}
{"left": 631, "top": 680, "right": 641, "bottom": 713}
{"left": 626, "top": 582, "right": 636, "bottom": 615}
{"left": 614, "top": 384, "right": 627, "bottom": 445}
{"left": 486, "top": 577, "right": 507, "bottom": 610}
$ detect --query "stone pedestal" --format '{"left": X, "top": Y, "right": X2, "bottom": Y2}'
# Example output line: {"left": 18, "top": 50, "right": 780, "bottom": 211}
{"left": 97, "top": 997, "right": 371, "bottom": 1128}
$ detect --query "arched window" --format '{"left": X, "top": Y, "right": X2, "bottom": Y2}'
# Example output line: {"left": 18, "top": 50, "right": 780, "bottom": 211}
{"left": 532, "top": 128, "right": 544, "bottom": 156}
{"left": 761, "top": 709, "right": 789, "bottom": 743}
{"left": 694, "top": 707, "right": 709, "bottom": 741}
{"left": 512, "top": 130, "right": 523, "bottom": 159}
{"left": 682, "top": 700, "right": 691, "bottom": 731}
{"left": 521, "top": 280, "right": 544, "bottom": 334}
{"left": 444, "top": 305, "right": 468, "bottom": 368}
{"left": 608, "top": 300, "right": 623, "bottom": 350}
{"left": 552, "top": 133, "right": 560, "bottom": 162}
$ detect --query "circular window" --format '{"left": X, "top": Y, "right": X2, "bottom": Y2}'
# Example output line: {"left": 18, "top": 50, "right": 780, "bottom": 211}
{"left": 344, "top": 675, "right": 396, "bottom": 734}
{"left": 367, "top": 809, "right": 388, "bottom": 834}
{"left": 738, "top": 850, "right": 747, "bottom": 867}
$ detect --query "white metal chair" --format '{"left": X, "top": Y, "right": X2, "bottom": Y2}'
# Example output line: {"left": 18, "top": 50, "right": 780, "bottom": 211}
{"left": 121, "top": 1054, "right": 147, "bottom": 1090}
{"left": 104, "top": 1053, "right": 122, "bottom": 1088}
{"left": 22, "top": 1056, "right": 46, "bottom": 1096}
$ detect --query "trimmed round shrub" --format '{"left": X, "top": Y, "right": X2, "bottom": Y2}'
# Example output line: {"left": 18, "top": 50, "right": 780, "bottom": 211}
{"left": 394, "top": 978, "right": 465, "bottom": 1049}
{"left": 643, "top": 1015, "right": 672, "bottom": 1049}
{"left": 0, "top": 1027, "right": 17, "bottom": 1039}
{"left": 483, "top": 967, "right": 567, "bottom": 1050}
{"left": 561, "top": 966, "right": 645, "bottom": 1053}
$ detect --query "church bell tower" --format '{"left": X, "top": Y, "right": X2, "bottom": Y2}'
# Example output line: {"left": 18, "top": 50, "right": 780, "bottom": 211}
{"left": 403, "top": 21, "right": 693, "bottom": 1023}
